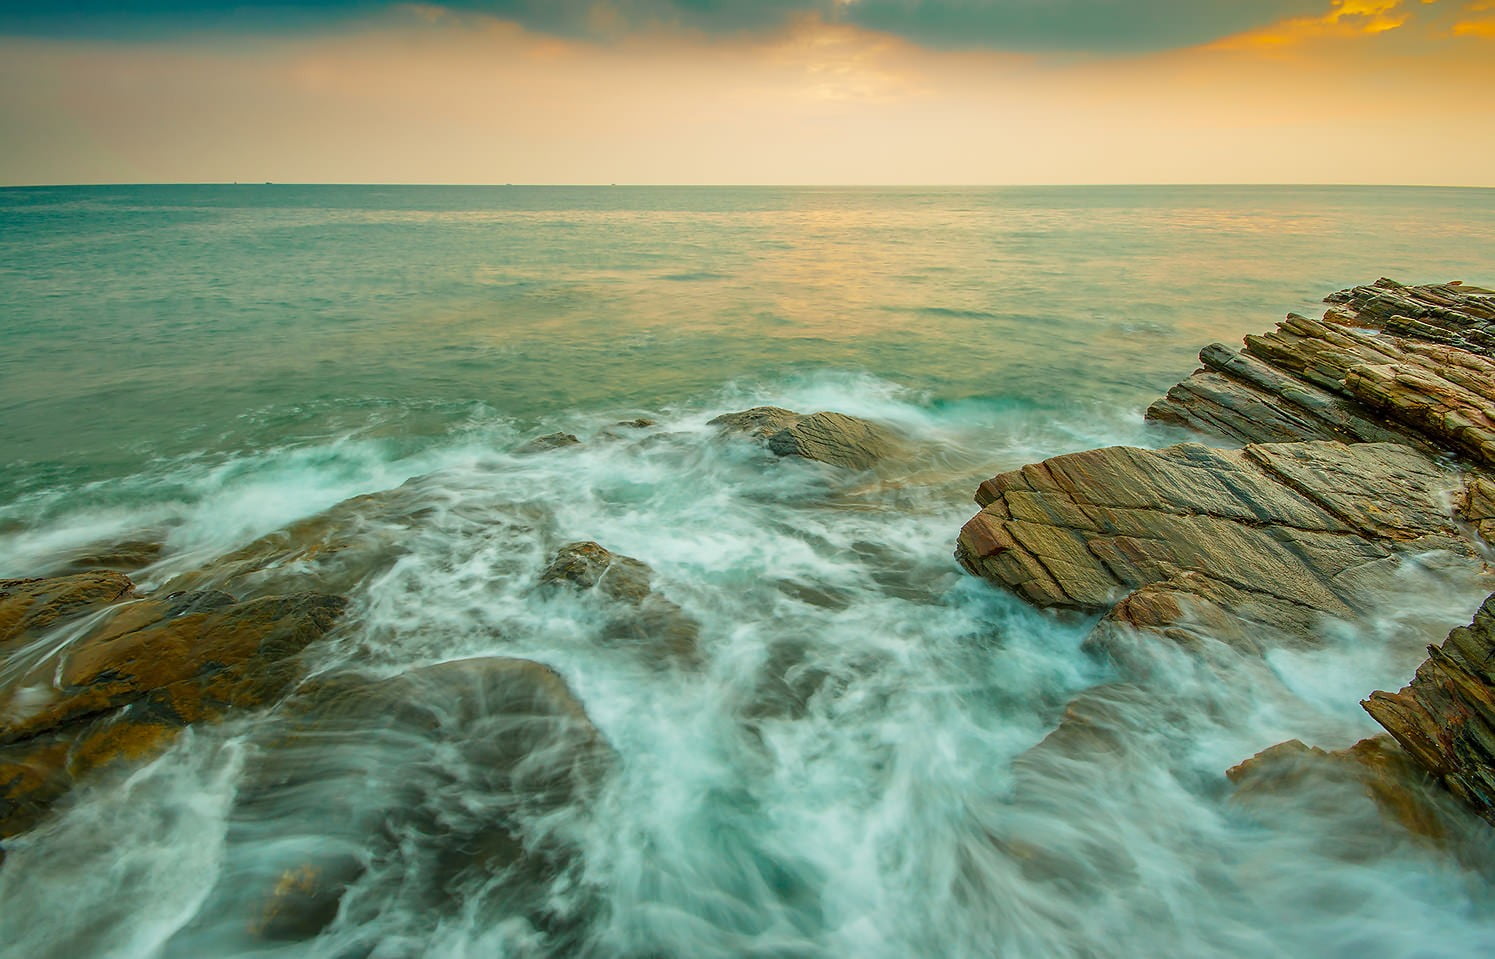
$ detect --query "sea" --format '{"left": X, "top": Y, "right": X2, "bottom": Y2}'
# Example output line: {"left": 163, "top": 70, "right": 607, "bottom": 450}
{"left": 1, "top": 184, "right": 1494, "bottom": 958}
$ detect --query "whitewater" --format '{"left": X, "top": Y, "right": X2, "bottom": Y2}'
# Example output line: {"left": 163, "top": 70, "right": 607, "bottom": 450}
{"left": 2, "top": 185, "right": 1494, "bottom": 957}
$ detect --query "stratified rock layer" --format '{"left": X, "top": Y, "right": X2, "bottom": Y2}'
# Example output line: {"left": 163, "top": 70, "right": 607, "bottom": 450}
{"left": 956, "top": 440, "right": 1482, "bottom": 642}
{"left": 1147, "top": 279, "right": 1495, "bottom": 466}
{"left": 1364, "top": 594, "right": 1495, "bottom": 825}
{"left": 958, "top": 277, "right": 1495, "bottom": 831}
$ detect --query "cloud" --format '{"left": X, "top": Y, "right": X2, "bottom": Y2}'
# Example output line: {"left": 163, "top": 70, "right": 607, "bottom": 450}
{"left": 0, "top": 0, "right": 1342, "bottom": 53}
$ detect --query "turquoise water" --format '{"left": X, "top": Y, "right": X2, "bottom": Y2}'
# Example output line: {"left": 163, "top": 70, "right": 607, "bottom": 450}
{"left": 4, "top": 185, "right": 1493, "bottom": 497}
{"left": 2, "top": 186, "right": 1495, "bottom": 958}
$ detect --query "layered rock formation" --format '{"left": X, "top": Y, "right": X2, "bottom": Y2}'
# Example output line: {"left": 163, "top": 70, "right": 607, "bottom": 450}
{"left": 1146, "top": 279, "right": 1495, "bottom": 465}
{"left": 1364, "top": 594, "right": 1495, "bottom": 825}
{"left": 957, "top": 278, "right": 1495, "bottom": 827}
{"left": 711, "top": 406, "right": 902, "bottom": 471}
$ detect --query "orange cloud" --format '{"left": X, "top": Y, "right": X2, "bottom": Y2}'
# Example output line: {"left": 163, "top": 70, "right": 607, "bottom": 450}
{"left": 1206, "top": 0, "right": 1418, "bottom": 50}
{"left": 1454, "top": 0, "right": 1495, "bottom": 35}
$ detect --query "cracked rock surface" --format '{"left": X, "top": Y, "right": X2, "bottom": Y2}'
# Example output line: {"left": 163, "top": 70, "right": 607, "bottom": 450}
{"left": 1147, "top": 279, "right": 1495, "bottom": 466}
{"left": 957, "top": 277, "right": 1495, "bottom": 828}
{"left": 956, "top": 440, "right": 1485, "bottom": 642}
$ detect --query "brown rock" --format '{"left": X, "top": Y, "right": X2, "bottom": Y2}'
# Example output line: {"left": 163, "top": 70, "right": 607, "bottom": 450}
{"left": 0, "top": 580, "right": 346, "bottom": 840}
{"left": 1363, "top": 592, "right": 1495, "bottom": 825}
{"left": 1226, "top": 736, "right": 1455, "bottom": 841}
{"left": 712, "top": 406, "right": 901, "bottom": 471}
{"left": 1147, "top": 280, "right": 1495, "bottom": 466}
{"left": 957, "top": 440, "right": 1484, "bottom": 638}
{"left": 0, "top": 571, "right": 135, "bottom": 650}
{"left": 540, "top": 542, "right": 700, "bottom": 665}
{"left": 708, "top": 406, "right": 802, "bottom": 440}
{"left": 515, "top": 431, "right": 581, "bottom": 454}
{"left": 1, "top": 591, "right": 345, "bottom": 744}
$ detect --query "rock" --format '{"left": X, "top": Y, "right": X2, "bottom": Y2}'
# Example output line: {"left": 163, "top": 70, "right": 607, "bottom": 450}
{"left": 223, "top": 656, "right": 613, "bottom": 945}
{"left": 956, "top": 441, "right": 1486, "bottom": 645}
{"left": 615, "top": 418, "right": 655, "bottom": 428}
{"left": 708, "top": 406, "right": 802, "bottom": 440}
{"left": 540, "top": 542, "right": 700, "bottom": 665}
{"left": 541, "top": 541, "right": 654, "bottom": 604}
{"left": 1226, "top": 736, "right": 1456, "bottom": 841}
{"left": 0, "top": 572, "right": 136, "bottom": 650}
{"left": 711, "top": 406, "right": 901, "bottom": 470}
{"left": 0, "top": 576, "right": 346, "bottom": 840}
{"left": 157, "top": 470, "right": 544, "bottom": 600}
{"left": 516, "top": 432, "right": 581, "bottom": 454}
{"left": 1363, "top": 592, "right": 1495, "bottom": 826}
{"left": 1460, "top": 475, "right": 1495, "bottom": 545}
{"left": 47, "top": 540, "right": 165, "bottom": 577}
{"left": 1147, "top": 281, "right": 1495, "bottom": 467}
{"left": 1, "top": 591, "right": 345, "bottom": 744}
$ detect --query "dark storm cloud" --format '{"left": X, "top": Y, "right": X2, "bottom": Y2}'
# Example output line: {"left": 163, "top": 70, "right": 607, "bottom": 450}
{"left": 0, "top": 0, "right": 1340, "bottom": 52}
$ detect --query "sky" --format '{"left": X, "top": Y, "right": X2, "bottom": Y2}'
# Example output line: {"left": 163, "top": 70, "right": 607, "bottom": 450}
{"left": 1, "top": 0, "right": 1493, "bottom": 185}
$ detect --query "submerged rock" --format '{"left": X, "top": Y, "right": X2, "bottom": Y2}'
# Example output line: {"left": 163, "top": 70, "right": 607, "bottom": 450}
{"left": 516, "top": 431, "right": 581, "bottom": 454}
{"left": 1363, "top": 593, "right": 1495, "bottom": 826}
{"left": 1226, "top": 736, "right": 1458, "bottom": 841}
{"left": 540, "top": 541, "right": 700, "bottom": 666}
{"left": 0, "top": 573, "right": 346, "bottom": 841}
{"left": 0, "top": 572, "right": 136, "bottom": 650}
{"left": 220, "top": 656, "right": 613, "bottom": 947}
{"left": 711, "top": 406, "right": 901, "bottom": 471}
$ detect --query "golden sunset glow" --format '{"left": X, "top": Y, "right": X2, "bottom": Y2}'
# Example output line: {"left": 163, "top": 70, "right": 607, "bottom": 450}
{"left": 1, "top": 1, "right": 1492, "bottom": 185}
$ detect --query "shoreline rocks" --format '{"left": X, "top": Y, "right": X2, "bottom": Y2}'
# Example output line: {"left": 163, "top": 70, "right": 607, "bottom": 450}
{"left": 540, "top": 541, "right": 701, "bottom": 666}
{"left": 956, "top": 277, "right": 1495, "bottom": 829}
{"left": 1364, "top": 594, "right": 1495, "bottom": 826}
{"left": 1, "top": 573, "right": 347, "bottom": 842}
{"left": 1146, "top": 279, "right": 1495, "bottom": 466}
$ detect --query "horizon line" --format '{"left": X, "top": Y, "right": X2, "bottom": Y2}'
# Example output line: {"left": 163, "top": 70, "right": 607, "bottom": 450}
{"left": 4, "top": 181, "right": 1495, "bottom": 191}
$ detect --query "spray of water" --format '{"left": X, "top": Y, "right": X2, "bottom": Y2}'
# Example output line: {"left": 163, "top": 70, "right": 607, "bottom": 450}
{"left": 2, "top": 375, "right": 1493, "bottom": 958}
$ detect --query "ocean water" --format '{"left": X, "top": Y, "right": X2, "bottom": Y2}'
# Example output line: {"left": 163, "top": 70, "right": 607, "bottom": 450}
{"left": 1, "top": 185, "right": 1494, "bottom": 958}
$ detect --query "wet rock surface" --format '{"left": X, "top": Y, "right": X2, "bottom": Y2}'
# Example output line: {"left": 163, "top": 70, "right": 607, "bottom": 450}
{"left": 516, "top": 431, "right": 582, "bottom": 454}
{"left": 1364, "top": 593, "right": 1495, "bottom": 826}
{"left": 0, "top": 572, "right": 137, "bottom": 650}
{"left": 956, "top": 440, "right": 1487, "bottom": 642}
{"left": 712, "top": 406, "right": 901, "bottom": 470}
{"left": 958, "top": 277, "right": 1495, "bottom": 831}
{"left": 541, "top": 541, "right": 701, "bottom": 666}
{"left": 0, "top": 573, "right": 346, "bottom": 840}
{"left": 199, "top": 656, "right": 615, "bottom": 949}
{"left": 1226, "top": 736, "right": 1459, "bottom": 842}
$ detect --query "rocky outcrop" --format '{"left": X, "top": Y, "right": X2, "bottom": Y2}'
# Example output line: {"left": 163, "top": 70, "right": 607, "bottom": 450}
{"left": 956, "top": 440, "right": 1487, "bottom": 649}
{"left": 711, "top": 406, "right": 901, "bottom": 471}
{"left": 1363, "top": 593, "right": 1495, "bottom": 825}
{"left": 957, "top": 277, "right": 1495, "bottom": 832}
{"left": 515, "top": 431, "right": 581, "bottom": 454}
{"left": 1147, "top": 279, "right": 1495, "bottom": 467}
{"left": 540, "top": 542, "right": 700, "bottom": 666}
{"left": 0, "top": 574, "right": 346, "bottom": 841}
